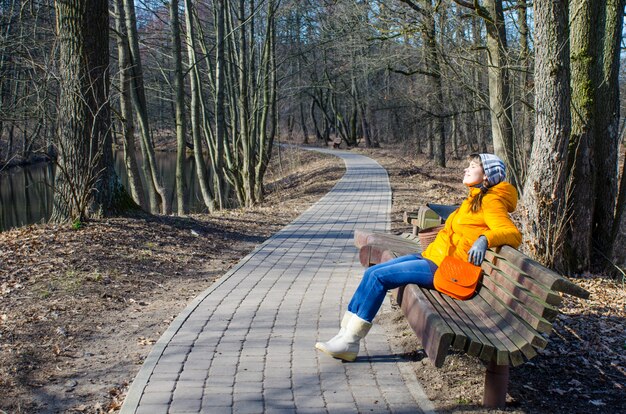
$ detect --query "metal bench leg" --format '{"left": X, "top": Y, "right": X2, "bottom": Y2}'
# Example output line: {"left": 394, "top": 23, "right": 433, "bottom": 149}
{"left": 483, "top": 360, "right": 509, "bottom": 408}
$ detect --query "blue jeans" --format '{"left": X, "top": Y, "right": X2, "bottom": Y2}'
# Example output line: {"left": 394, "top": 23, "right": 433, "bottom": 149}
{"left": 348, "top": 254, "right": 437, "bottom": 322}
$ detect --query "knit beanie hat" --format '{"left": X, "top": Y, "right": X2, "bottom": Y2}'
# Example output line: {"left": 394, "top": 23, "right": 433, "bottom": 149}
{"left": 474, "top": 153, "right": 506, "bottom": 188}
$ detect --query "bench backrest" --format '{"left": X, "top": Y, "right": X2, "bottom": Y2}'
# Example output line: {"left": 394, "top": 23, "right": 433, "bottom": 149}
{"left": 480, "top": 246, "right": 589, "bottom": 337}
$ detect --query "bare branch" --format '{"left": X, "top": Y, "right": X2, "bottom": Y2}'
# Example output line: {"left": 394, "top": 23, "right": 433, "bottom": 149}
{"left": 396, "top": 0, "right": 428, "bottom": 18}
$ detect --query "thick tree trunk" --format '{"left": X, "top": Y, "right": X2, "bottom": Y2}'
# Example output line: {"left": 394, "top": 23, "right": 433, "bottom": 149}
{"left": 615, "top": 149, "right": 626, "bottom": 267}
{"left": 520, "top": 0, "right": 571, "bottom": 270}
{"left": 52, "top": 0, "right": 131, "bottom": 223}
{"left": 593, "top": 0, "right": 624, "bottom": 267}
{"left": 566, "top": 0, "right": 596, "bottom": 271}
{"left": 561, "top": 1, "right": 624, "bottom": 272}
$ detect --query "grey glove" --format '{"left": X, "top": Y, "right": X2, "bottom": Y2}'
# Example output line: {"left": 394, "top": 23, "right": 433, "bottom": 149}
{"left": 468, "top": 236, "right": 488, "bottom": 266}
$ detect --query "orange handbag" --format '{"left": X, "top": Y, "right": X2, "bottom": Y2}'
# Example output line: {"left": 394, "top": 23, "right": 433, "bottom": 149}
{"left": 433, "top": 256, "right": 482, "bottom": 300}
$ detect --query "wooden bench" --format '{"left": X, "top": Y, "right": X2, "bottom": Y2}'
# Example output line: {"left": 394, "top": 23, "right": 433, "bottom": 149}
{"left": 331, "top": 136, "right": 342, "bottom": 149}
{"left": 354, "top": 207, "right": 590, "bottom": 409}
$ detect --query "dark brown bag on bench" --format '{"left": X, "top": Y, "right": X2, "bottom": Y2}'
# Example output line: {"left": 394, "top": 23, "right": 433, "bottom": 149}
{"left": 434, "top": 256, "right": 482, "bottom": 300}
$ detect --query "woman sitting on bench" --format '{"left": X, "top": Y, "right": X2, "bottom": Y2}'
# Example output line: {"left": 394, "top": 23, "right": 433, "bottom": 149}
{"left": 315, "top": 153, "right": 522, "bottom": 362}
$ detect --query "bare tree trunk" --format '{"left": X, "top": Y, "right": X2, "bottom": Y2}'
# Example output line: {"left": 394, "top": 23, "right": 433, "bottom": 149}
{"left": 52, "top": 0, "right": 132, "bottom": 223}
{"left": 122, "top": 0, "right": 169, "bottom": 214}
{"left": 169, "top": 0, "right": 186, "bottom": 216}
{"left": 113, "top": 0, "right": 146, "bottom": 210}
{"left": 299, "top": 101, "right": 309, "bottom": 144}
{"left": 359, "top": 101, "right": 374, "bottom": 148}
{"left": 237, "top": 0, "right": 254, "bottom": 207}
{"left": 566, "top": 0, "right": 596, "bottom": 271}
{"left": 518, "top": 0, "right": 533, "bottom": 178}
{"left": 213, "top": 0, "right": 227, "bottom": 209}
{"left": 593, "top": 0, "right": 624, "bottom": 267}
{"left": 254, "top": 0, "right": 277, "bottom": 203}
{"left": 520, "top": 0, "right": 571, "bottom": 270}
{"left": 421, "top": 0, "right": 445, "bottom": 167}
{"left": 471, "top": 14, "right": 488, "bottom": 153}
{"left": 309, "top": 101, "right": 319, "bottom": 141}
{"left": 484, "top": 0, "right": 517, "bottom": 187}
{"left": 184, "top": 0, "right": 216, "bottom": 212}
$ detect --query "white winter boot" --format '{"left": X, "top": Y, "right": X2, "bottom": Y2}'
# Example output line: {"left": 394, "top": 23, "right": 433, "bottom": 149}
{"left": 325, "top": 311, "right": 354, "bottom": 343}
{"left": 315, "top": 314, "right": 372, "bottom": 362}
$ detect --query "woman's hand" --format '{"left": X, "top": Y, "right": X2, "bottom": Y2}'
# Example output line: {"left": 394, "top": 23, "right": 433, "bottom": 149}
{"left": 468, "top": 236, "right": 488, "bottom": 265}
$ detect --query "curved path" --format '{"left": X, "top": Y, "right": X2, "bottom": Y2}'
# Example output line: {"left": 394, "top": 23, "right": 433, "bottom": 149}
{"left": 121, "top": 148, "right": 434, "bottom": 414}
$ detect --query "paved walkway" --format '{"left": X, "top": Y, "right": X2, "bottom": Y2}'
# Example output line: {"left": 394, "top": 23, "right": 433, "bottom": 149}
{"left": 121, "top": 148, "right": 434, "bottom": 414}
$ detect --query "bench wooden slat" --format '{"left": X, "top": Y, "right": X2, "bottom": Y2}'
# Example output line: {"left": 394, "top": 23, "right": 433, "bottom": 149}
{"left": 359, "top": 244, "right": 414, "bottom": 267}
{"left": 482, "top": 262, "right": 560, "bottom": 320}
{"left": 422, "top": 290, "right": 467, "bottom": 352}
{"left": 359, "top": 244, "right": 383, "bottom": 267}
{"left": 484, "top": 253, "right": 562, "bottom": 306}
{"left": 497, "top": 246, "right": 590, "bottom": 299}
{"left": 475, "top": 286, "right": 548, "bottom": 350}
{"left": 394, "top": 285, "right": 455, "bottom": 368}
{"left": 456, "top": 297, "right": 516, "bottom": 366}
{"left": 470, "top": 292, "right": 538, "bottom": 363}
{"left": 398, "top": 233, "right": 420, "bottom": 242}
{"left": 419, "top": 287, "right": 467, "bottom": 351}
{"left": 433, "top": 293, "right": 498, "bottom": 364}
{"left": 425, "top": 290, "right": 485, "bottom": 358}
{"left": 462, "top": 297, "right": 526, "bottom": 366}
{"left": 354, "top": 230, "right": 422, "bottom": 251}
{"left": 403, "top": 210, "right": 421, "bottom": 222}
{"left": 480, "top": 275, "right": 553, "bottom": 334}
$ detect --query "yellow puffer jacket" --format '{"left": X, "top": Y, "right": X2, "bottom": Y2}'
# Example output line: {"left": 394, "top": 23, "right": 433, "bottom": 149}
{"left": 422, "top": 182, "right": 522, "bottom": 267}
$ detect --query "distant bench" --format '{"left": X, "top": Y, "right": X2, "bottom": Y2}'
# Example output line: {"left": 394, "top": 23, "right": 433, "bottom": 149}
{"left": 331, "top": 136, "right": 342, "bottom": 149}
{"left": 354, "top": 205, "right": 590, "bottom": 408}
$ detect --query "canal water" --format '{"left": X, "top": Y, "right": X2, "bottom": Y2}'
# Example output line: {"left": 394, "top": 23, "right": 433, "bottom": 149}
{"left": 0, "top": 152, "right": 210, "bottom": 232}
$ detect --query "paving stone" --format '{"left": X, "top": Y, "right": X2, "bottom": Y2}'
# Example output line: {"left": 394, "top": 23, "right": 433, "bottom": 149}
{"left": 139, "top": 392, "right": 171, "bottom": 405}
{"left": 202, "top": 393, "right": 233, "bottom": 407}
{"left": 200, "top": 407, "right": 232, "bottom": 414}
{"left": 150, "top": 362, "right": 182, "bottom": 375}
{"left": 295, "top": 407, "right": 327, "bottom": 414}
{"left": 322, "top": 389, "right": 355, "bottom": 405}
{"left": 235, "top": 371, "right": 263, "bottom": 382}
{"left": 135, "top": 404, "right": 169, "bottom": 414}
{"left": 178, "top": 369, "right": 208, "bottom": 382}
{"left": 143, "top": 380, "right": 175, "bottom": 393}
{"left": 232, "top": 395, "right": 265, "bottom": 414}
{"left": 262, "top": 378, "right": 292, "bottom": 389}
{"left": 325, "top": 402, "right": 358, "bottom": 412}
{"left": 234, "top": 381, "right": 263, "bottom": 394}
{"left": 169, "top": 398, "right": 202, "bottom": 413}
{"left": 172, "top": 386, "right": 203, "bottom": 400}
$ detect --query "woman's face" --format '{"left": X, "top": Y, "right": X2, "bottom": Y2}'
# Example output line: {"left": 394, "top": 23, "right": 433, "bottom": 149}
{"left": 463, "top": 160, "right": 486, "bottom": 186}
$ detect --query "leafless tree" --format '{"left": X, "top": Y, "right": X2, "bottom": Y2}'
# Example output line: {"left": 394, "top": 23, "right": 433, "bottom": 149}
{"left": 52, "top": 0, "right": 132, "bottom": 223}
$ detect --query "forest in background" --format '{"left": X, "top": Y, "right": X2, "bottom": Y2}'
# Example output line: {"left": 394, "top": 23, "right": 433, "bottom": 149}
{"left": 1, "top": 0, "right": 625, "bottom": 273}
